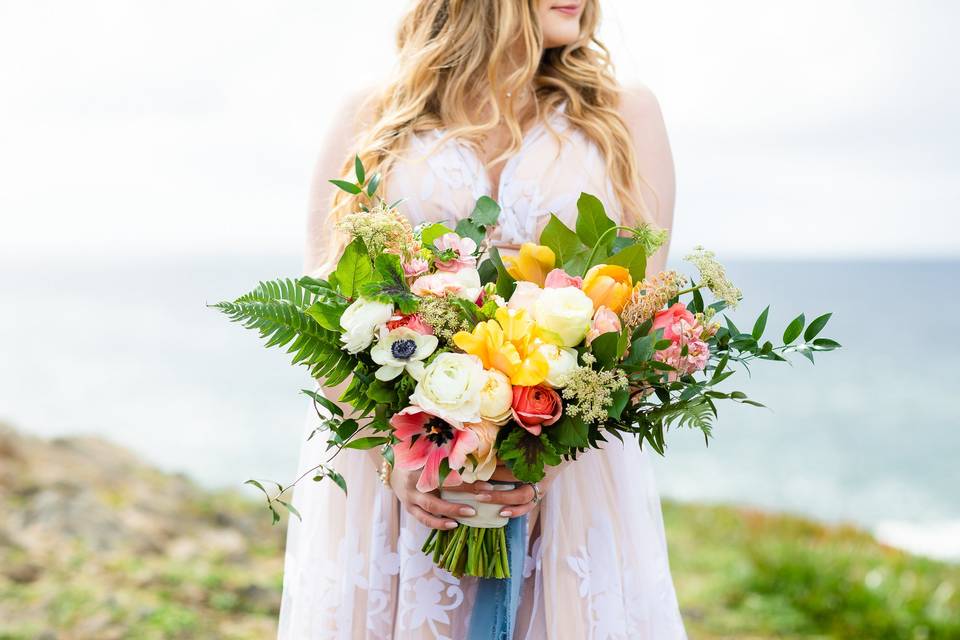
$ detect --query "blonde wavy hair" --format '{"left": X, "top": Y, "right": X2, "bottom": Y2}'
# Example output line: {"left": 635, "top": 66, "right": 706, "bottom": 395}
{"left": 329, "top": 0, "right": 650, "bottom": 250}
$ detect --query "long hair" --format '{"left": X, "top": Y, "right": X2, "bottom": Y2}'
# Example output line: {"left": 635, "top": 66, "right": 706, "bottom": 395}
{"left": 328, "top": 0, "right": 650, "bottom": 253}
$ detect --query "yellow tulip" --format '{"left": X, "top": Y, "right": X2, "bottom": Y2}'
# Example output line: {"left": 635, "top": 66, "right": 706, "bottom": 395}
{"left": 453, "top": 308, "right": 551, "bottom": 386}
{"left": 503, "top": 243, "right": 556, "bottom": 287}
{"left": 582, "top": 264, "right": 633, "bottom": 314}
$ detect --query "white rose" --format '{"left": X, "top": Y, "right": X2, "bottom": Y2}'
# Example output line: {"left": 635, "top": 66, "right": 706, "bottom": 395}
{"left": 507, "top": 281, "right": 543, "bottom": 313}
{"left": 339, "top": 297, "right": 394, "bottom": 354}
{"left": 410, "top": 352, "right": 486, "bottom": 425}
{"left": 479, "top": 369, "right": 513, "bottom": 424}
{"left": 533, "top": 286, "right": 594, "bottom": 347}
{"left": 537, "top": 343, "right": 580, "bottom": 388}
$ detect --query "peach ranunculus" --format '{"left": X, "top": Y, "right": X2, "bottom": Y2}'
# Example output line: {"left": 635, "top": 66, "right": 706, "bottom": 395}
{"left": 511, "top": 385, "right": 562, "bottom": 435}
{"left": 586, "top": 305, "right": 622, "bottom": 344}
{"left": 651, "top": 302, "right": 698, "bottom": 343}
{"left": 581, "top": 264, "right": 633, "bottom": 314}
{"left": 386, "top": 313, "right": 434, "bottom": 336}
{"left": 503, "top": 243, "right": 555, "bottom": 287}
{"left": 452, "top": 307, "right": 553, "bottom": 386}
{"left": 459, "top": 419, "right": 503, "bottom": 483}
{"left": 544, "top": 268, "right": 583, "bottom": 289}
{"left": 411, "top": 267, "right": 482, "bottom": 301}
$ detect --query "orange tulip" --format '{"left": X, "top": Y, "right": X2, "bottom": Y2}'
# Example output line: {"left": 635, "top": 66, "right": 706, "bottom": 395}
{"left": 582, "top": 264, "right": 633, "bottom": 313}
{"left": 453, "top": 308, "right": 552, "bottom": 386}
{"left": 503, "top": 243, "right": 556, "bottom": 287}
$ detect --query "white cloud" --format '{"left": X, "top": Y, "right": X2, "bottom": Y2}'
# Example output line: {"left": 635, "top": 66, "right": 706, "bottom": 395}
{"left": 1, "top": 0, "right": 957, "bottom": 259}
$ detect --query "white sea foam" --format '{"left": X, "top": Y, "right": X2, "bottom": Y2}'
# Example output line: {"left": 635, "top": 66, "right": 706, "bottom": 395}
{"left": 875, "top": 521, "right": 960, "bottom": 562}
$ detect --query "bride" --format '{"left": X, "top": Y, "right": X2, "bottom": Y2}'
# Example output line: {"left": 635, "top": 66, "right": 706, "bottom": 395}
{"left": 280, "top": 1, "right": 686, "bottom": 638}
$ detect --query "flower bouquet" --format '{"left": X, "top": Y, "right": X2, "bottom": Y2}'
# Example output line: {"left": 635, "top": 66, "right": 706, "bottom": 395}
{"left": 214, "top": 156, "right": 840, "bottom": 578}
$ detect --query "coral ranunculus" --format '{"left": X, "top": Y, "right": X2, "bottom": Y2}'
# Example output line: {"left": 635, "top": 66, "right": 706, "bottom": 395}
{"left": 503, "top": 243, "right": 556, "bottom": 287}
{"left": 586, "top": 305, "right": 622, "bottom": 345}
{"left": 582, "top": 264, "right": 633, "bottom": 313}
{"left": 511, "top": 385, "right": 562, "bottom": 435}
{"left": 652, "top": 302, "right": 697, "bottom": 343}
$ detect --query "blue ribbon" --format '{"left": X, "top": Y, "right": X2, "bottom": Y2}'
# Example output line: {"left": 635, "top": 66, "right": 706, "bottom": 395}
{"left": 467, "top": 512, "right": 528, "bottom": 640}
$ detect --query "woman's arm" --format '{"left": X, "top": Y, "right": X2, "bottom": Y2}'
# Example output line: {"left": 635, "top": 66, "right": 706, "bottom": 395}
{"left": 618, "top": 84, "right": 676, "bottom": 274}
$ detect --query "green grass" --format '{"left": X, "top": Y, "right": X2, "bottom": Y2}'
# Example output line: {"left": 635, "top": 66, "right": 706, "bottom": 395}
{"left": 2, "top": 498, "right": 957, "bottom": 639}
{"left": 664, "top": 502, "right": 960, "bottom": 639}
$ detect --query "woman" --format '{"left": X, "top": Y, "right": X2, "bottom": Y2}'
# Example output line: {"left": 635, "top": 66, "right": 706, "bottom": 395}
{"left": 280, "top": 1, "right": 686, "bottom": 638}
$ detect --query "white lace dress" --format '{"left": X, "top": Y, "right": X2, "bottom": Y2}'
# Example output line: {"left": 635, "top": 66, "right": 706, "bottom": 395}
{"left": 278, "top": 109, "right": 688, "bottom": 640}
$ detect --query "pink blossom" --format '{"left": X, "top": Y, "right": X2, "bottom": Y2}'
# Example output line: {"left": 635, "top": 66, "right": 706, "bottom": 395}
{"left": 403, "top": 257, "right": 429, "bottom": 278}
{"left": 391, "top": 407, "right": 479, "bottom": 492}
{"left": 544, "top": 268, "right": 583, "bottom": 289}
{"left": 586, "top": 305, "right": 622, "bottom": 344}
{"left": 387, "top": 313, "right": 434, "bottom": 336}
{"left": 654, "top": 339, "right": 710, "bottom": 377}
{"left": 433, "top": 232, "right": 478, "bottom": 271}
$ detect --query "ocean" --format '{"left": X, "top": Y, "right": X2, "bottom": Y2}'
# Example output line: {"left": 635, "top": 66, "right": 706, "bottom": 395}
{"left": 1, "top": 257, "right": 957, "bottom": 560}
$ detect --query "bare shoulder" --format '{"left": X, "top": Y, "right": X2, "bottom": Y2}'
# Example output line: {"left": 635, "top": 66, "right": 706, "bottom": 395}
{"left": 616, "top": 83, "right": 666, "bottom": 129}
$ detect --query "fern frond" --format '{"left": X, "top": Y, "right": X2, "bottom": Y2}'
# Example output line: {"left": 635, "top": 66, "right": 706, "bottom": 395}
{"left": 212, "top": 278, "right": 355, "bottom": 384}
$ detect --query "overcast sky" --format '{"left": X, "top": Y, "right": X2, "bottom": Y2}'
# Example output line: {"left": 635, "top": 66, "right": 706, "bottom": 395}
{"left": 1, "top": 0, "right": 957, "bottom": 260}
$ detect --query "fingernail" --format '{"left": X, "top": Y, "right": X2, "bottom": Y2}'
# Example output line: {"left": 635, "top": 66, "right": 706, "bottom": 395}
{"left": 476, "top": 494, "right": 491, "bottom": 502}
{"left": 500, "top": 509, "right": 512, "bottom": 517}
{"left": 445, "top": 521, "right": 458, "bottom": 529}
{"left": 476, "top": 482, "right": 495, "bottom": 491}
{"left": 459, "top": 506, "right": 476, "bottom": 516}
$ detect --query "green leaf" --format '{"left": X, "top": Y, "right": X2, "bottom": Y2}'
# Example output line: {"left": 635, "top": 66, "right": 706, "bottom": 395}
{"left": 487, "top": 246, "right": 517, "bottom": 299}
{"left": 471, "top": 196, "right": 501, "bottom": 226}
{"left": 539, "top": 214, "right": 588, "bottom": 268}
{"left": 499, "top": 428, "right": 562, "bottom": 483}
{"left": 365, "top": 379, "right": 396, "bottom": 404}
{"left": 608, "top": 389, "right": 629, "bottom": 419}
{"left": 624, "top": 334, "right": 656, "bottom": 365}
{"left": 354, "top": 155, "right": 365, "bottom": 184}
{"left": 276, "top": 499, "right": 302, "bottom": 521}
{"left": 366, "top": 172, "right": 381, "bottom": 197}
{"left": 244, "top": 479, "right": 269, "bottom": 497}
{"left": 301, "top": 388, "right": 343, "bottom": 417}
{"left": 752, "top": 306, "right": 769, "bottom": 340}
{"left": 478, "top": 259, "right": 497, "bottom": 285}
{"left": 604, "top": 243, "right": 647, "bottom": 281}
{"left": 326, "top": 469, "right": 348, "bottom": 495}
{"left": 553, "top": 414, "right": 589, "bottom": 448}
{"left": 359, "top": 253, "right": 418, "bottom": 314}
{"left": 305, "top": 301, "right": 345, "bottom": 332}
{"left": 574, "top": 193, "right": 615, "bottom": 252}
{"left": 335, "top": 238, "right": 375, "bottom": 298}
{"left": 421, "top": 222, "right": 454, "bottom": 246}
{"left": 804, "top": 312, "right": 832, "bottom": 341}
{"left": 343, "top": 436, "right": 391, "bottom": 450}
{"left": 455, "top": 217, "right": 485, "bottom": 245}
{"left": 812, "top": 338, "right": 842, "bottom": 350}
{"left": 329, "top": 179, "right": 361, "bottom": 195}
{"left": 438, "top": 458, "right": 452, "bottom": 489}
{"left": 783, "top": 313, "right": 806, "bottom": 344}
{"left": 590, "top": 331, "right": 621, "bottom": 368}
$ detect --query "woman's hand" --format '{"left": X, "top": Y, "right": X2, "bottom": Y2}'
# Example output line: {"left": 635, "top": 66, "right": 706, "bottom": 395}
{"left": 389, "top": 466, "right": 478, "bottom": 530}
{"left": 454, "top": 462, "right": 568, "bottom": 519}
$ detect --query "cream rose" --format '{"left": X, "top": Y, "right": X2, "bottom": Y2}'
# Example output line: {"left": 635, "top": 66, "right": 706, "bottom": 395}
{"left": 339, "top": 297, "right": 394, "bottom": 354}
{"left": 479, "top": 369, "right": 513, "bottom": 424}
{"left": 537, "top": 343, "right": 580, "bottom": 388}
{"left": 459, "top": 420, "right": 502, "bottom": 483}
{"left": 409, "top": 352, "right": 486, "bottom": 425}
{"left": 533, "top": 286, "right": 594, "bottom": 347}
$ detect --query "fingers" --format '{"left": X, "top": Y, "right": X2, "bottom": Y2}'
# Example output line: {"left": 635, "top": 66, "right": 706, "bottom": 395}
{"left": 415, "top": 492, "right": 477, "bottom": 519}
{"left": 407, "top": 504, "right": 459, "bottom": 530}
{"left": 475, "top": 484, "right": 536, "bottom": 507}
{"left": 498, "top": 499, "right": 537, "bottom": 519}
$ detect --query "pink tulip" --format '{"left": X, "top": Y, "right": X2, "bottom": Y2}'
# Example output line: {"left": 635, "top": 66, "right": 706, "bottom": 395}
{"left": 586, "top": 305, "right": 622, "bottom": 344}
{"left": 544, "top": 268, "right": 583, "bottom": 289}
